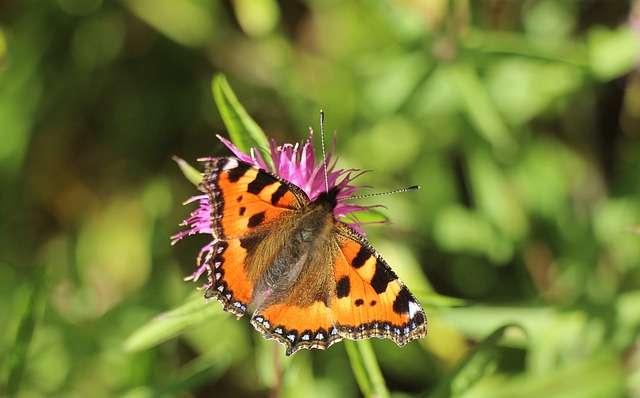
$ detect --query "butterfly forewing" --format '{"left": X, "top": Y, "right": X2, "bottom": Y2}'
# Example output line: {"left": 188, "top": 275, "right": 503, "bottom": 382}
{"left": 199, "top": 157, "right": 304, "bottom": 239}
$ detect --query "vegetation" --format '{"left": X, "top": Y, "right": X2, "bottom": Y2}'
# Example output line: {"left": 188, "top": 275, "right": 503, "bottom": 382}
{"left": 2, "top": 1, "right": 639, "bottom": 397}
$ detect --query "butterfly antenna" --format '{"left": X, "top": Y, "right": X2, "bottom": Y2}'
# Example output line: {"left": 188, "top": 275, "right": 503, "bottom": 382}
{"left": 320, "top": 110, "right": 330, "bottom": 193}
{"left": 342, "top": 185, "right": 420, "bottom": 200}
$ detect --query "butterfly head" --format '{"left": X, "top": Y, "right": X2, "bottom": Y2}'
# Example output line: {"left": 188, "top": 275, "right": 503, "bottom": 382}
{"left": 313, "top": 186, "right": 340, "bottom": 211}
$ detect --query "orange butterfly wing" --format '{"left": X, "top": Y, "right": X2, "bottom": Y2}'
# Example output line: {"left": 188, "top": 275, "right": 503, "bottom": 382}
{"left": 198, "top": 157, "right": 304, "bottom": 317}
{"left": 330, "top": 227, "right": 427, "bottom": 346}
{"left": 252, "top": 300, "right": 342, "bottom": 355}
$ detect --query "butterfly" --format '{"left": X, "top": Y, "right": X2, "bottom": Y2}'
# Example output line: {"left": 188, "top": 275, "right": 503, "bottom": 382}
{"left": 196, "top": 155, "right": 427, "bottom": 355}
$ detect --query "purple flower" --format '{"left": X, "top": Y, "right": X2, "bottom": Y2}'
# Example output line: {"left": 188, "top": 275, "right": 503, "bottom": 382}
{"left": 172, "top": 131, "right": 384, "bottom": 283}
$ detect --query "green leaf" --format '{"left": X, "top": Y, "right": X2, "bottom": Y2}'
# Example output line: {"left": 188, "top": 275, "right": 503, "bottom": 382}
{"left": 172, "top": 155, "right": 203, "bottom": 186}
{"left": 122, "top": 0, "right": 218, "bottom": 48}
{"left": 4, "top": 268, "right": 48, "bottom": 397}
{"left": 344, "top": 340, "right": 390, "bottom": 398}
{"left": 446, "top": 62, "right": 515, "bottom": 154}
{"left": 462, "top": 353, "right": 625, "bottom": 398}
{"left": 420, "top": 292, "right": 469, "bottom": 308}
{"left": 343, "top": 208, "right": 389, "bottom": 226}
{"left": 211, "top": 74, "right": 269, "bottom": 158}
{"left": 123, "top": 292, "right": 221, "bottom": 353}
{"left": 588, "top": 26, "right": 640, "bottom": 81}
{"left": 438, "top": 306, "right": 551, "bottom": 344}
{"left": 430, "top": 324, "right": 521, "bottom": 398}
{"left": 122, "top": 353, "right": 229, "bottom": 398}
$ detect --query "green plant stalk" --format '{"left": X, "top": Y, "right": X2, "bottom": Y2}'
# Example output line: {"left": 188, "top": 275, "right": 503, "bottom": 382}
{"left": 345, "top": 340, "right": 390, "bottom": 398}
{"left": 4, "top": 268, "right": 48, "bottom": 397}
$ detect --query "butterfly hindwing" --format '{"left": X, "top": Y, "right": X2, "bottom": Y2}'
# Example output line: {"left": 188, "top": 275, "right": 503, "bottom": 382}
{"left": 204, "top": 239, "right": 253, "bottom": 316}
{"left": 330, "top": 226, "right": 427, "bottom": 345}
{"left": 251, "top": 301, "right": 343, "bottom": 355}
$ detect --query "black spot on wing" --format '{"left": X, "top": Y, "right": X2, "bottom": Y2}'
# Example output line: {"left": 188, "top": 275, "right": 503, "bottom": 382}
{"left": 248, "top": 173, "right": 275, "bottom": 195}
{"left": 247, "top": 211, "right": 265, "bottom": 228}
{"left": 239, "top": 233, "right": 265, "bottom": 257}
{"left": 411, "top": 309, "right": 426, "bottom": 324}
{"left": 355, "top": 299, "right": 364, "bottom": 306}
{"left": 371, "top": 260, "right": 395, "bottom": 294}
{"left": 213, "top": 241, "right": 228, "bottom": 255}
{"left": 286, "top": 329, "right": 299, "bottom": 343}
{"left": 227, "top": 166, "right": 247, "bottom": 183}
{"left": 239, "top": 206, "right": 246, "bottom": 216}
{"left": 271, "top": 183, "right": 289, "bottom": 205}
{"left": 336, "top": 276, "right": 350, "bottom": 298}
{"left": 352, "top": 246, "right": 369, "bottom": 269}
{"left": 392, "top": 287, "right": 413, "bottom": 315}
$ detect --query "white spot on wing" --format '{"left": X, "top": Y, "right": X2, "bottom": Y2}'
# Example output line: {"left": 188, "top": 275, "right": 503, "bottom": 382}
{"left": 408, "top": 300, "right": 421, "bottom": 318}
{"left": 223, "top": 157, "right": 239, "bottom": 169}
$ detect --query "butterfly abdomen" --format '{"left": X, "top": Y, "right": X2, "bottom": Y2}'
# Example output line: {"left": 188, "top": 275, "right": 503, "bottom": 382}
{"left": 253, "top": 203, "right": 336, "bottom": 308}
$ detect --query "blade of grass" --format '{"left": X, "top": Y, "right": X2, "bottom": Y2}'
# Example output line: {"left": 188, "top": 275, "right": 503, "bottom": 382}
{"left": 429, "top": 324, "right": 522, "bottom": 398}
{"left": 172, "top": 155, "right": 203, "bottom": 186}
{"left": 420, "top": 292, "right": 469, "bottom": 308}
{"left": 212, "top": 74, "right": 269, "bottom": 158}
{"left": 122, "top": 353, "right": 229, "bottom": 398}
{"left": 446, "top": 62, "right": 515, "bottom": 154}
{"left": 344, "top": 340, "right": 390, "bottom": 398}
{"left": 461, "top": 353, "right": 624, "bottom": 398}
{"left": 123, "top": 291, "right": 222, "bottom": 353}
{"left": 438, "top": 306, "right": 552, "bottom": 343}
{"left": 463, "top": 29, "right": 589, "bottom": 66}
{"left": 4, "top": 268, "right": 48, "bottom": 397}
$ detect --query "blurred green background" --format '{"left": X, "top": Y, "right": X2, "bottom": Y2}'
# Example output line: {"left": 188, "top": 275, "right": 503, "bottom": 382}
{"left": 2, "top": 0, "right": 640, "bottom": 397}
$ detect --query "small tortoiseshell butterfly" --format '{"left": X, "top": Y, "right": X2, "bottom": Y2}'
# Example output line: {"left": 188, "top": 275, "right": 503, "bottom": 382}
{"left": 178, "top": 117, "right": 427, "bottom": 355}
